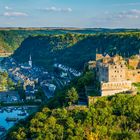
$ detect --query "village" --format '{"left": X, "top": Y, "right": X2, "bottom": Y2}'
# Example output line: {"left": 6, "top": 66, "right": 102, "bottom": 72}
{"left": 0, "top": 55, "right": 82, "bottom": 104}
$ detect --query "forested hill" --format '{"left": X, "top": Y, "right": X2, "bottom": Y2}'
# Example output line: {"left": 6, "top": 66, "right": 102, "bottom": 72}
{"left": 9, "top": 94, "right": 140, "bottom": 140}
{"left": 0, "top": 28, "right": 140, "bottom": 53}
{"left": 0, "top": 29, "right": 67, "bottom": 53}
{"left": 0, "top": 30, "right": 48, "bottom": 53}
{"left": 13, "top": 32, "right": 140, "bottom": 70}
{"left": 0, "top": 31, "right": 24, "bottom": 52}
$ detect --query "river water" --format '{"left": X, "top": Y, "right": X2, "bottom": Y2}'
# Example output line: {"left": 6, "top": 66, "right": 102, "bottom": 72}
{"left": 0, "top": 106, "right": 37, "bottom": 136}
{"left": 0, "top": 108, "right": 27, "bottom": 131}
{"left": 0, "top": 57, "right": 6, "bottom": 72}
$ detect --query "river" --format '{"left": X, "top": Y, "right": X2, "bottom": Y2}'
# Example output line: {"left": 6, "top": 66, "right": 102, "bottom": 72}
{"left": 0, "top": 57, "right": 6, "bottom": 72}
{"left": 0, "top": 106, "right": 37, "bottom": 136}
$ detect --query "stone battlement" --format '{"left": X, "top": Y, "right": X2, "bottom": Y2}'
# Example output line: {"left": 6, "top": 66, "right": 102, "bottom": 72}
{"left": 101, "top": 81, "right": 132, "bottom": 96}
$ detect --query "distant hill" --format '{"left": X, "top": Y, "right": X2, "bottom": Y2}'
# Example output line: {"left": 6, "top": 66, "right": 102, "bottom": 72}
{"left": 0, "top": 29, "right": 65, "bottom": 53}
{"left": 13, "top": 32, "right": 140, "bottom": 71}
{"left": 0, "top": 31, "right": 24, "bottom": 52}
{"left": 0, "top": 28, "right": 140, "bottom": 53}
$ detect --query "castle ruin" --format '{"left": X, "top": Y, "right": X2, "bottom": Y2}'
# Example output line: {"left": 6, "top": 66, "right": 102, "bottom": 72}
{"left": 88, "top": 53, "right": 140, "bottom": 96}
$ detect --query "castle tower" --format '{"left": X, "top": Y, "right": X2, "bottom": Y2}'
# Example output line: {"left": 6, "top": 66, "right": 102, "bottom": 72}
{"left": 95, "top": 48, "right": 104, "bottom": 61}
{"left": 29, "top": 55, "right": 32, "bottom": 68}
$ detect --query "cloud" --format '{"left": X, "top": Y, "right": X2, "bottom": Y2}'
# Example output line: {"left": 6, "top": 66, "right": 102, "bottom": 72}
{"left": 96, "top": 9, "right": 140, "bottom": 21}
{"left": 112, "top": 2, "right": 140, "bottom": 6}
{"left": 3, "top": 12, "right": 28, "bottom": 17}
{"left": 91, "top": 9, "right": 140, "bottom": 28}
{"left": 115, "top": 9, "right": 140, "bottom": 19}
{"left": 40, "top": 7, "right": 72, "bottom": 12}
{"left": 127, "top": 2, "right": 140, "bottom": 6}
{"left": 5, "top": 6, "right": 12, "bottom": 10}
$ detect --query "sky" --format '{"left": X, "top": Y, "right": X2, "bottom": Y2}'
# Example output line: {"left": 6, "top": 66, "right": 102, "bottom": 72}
{"left": 0, "top": 0, "right": 140, "bottom": 28}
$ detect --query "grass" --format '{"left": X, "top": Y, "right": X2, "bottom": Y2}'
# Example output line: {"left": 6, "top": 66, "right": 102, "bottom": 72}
{"left": 132, "top": 83, "right": 140, "bottom": 91}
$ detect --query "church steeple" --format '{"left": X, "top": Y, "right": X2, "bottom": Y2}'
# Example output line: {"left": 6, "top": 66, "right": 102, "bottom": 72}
{"left": 29, "top": 54, "right": 32, "bottom": 68}
{"left": 30, "top": 55, "right": 32, "bottom": 61}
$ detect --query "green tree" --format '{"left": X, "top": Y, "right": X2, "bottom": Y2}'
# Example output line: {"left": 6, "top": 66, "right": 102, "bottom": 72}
{"left": 66, "top": 87, "right": 78, "bottom": 104}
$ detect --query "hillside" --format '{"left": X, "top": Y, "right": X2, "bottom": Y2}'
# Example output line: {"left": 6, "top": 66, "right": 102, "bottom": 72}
{"left": 13, "top": 32, "right": 140, "bottom": 71}
{"left": 0, "top": 28, "right": 140, "bottom": 54}
{"left": 9, "top": 93, "right": 140, "bottom": 140}
{"left": 0, "top": 31, "right": 24, "bottom": 52}
{"left": 0, "top": 29, "right": 70, "bottom": 53}
{"left": 0, "top": 29, "right": 66, "bottom": 53}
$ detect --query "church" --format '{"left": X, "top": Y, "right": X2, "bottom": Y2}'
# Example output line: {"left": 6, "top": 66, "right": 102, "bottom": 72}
{"left": 21, "top": 55, "right": 32, "bottom": 69}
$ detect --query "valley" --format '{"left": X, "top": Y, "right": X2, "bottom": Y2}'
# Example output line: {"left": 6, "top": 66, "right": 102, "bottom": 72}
{"left": 0, "top": 28, "right": 140, "bottom": 139}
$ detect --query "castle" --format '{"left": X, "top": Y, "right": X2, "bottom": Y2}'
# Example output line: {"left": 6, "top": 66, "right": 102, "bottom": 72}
{"left": 88, "top": 53, "right": 140, "bottom": 96}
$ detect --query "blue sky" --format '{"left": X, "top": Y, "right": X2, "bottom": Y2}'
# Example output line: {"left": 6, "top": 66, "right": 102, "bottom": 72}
{"left": 0, "top": 0, "right": 140, "bottom": 28}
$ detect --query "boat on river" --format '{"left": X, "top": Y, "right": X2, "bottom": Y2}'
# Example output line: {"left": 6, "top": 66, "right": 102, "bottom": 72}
{"left": 5, "top": 117, "right": 19, "bottom": 122}
{"left": 0, "top": 126, "right": 6, "bottom": 132}
{"left": 17, "top": 112, "right": 27, "bottom": 116}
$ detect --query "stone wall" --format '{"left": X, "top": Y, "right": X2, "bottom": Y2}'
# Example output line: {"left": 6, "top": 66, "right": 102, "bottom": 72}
{"left": 128, "top": 59, "right": 140, "bottom": 69}
{"left": 108, "top": 64, "right": 126, "bottom": 82}
{"left": 101, "top": 81, "right": 132, "bottom": 96}
{"left": 96, "top": 54, "right": 104, "bottom": 61}
{"left": 88, "top": 54, "right": 140, "bottom": 97}
{"left": 88, "top": 61, "right": 96, "bottom": 70}
{"left": 126, "top": 69, "right": 140, "bottom": 82}
{"left": 96, "top": 63, "right": 109, "bottom": 82}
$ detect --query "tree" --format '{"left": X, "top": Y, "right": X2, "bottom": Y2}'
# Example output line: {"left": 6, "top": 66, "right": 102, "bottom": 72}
{"left": 77, "top": 71, "right": 95, "bottom": 92}
{"left": 7, "top": 78, "right": 15, "bottom": 90}
{"left": 66, "top": 87, "right": 78, "bottom": 105}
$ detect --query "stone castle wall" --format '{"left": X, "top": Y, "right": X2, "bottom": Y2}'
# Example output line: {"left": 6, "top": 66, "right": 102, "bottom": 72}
{"left": 128, "top": 59, "right": 140, "bottom": 69}
{"left": 101, "top": 81, "right": 132, "bottom": 90}
{"left": 108, "top": 64, "right": 126, "bottom": 82}
{"left": 101, "top": 81, "right": 132, "bottom": 96}
{"left": 88, "top": 54, "right": 140, "bottom": 97}
{"left": 96, "top": 63, "right": 109, "bottom": 82}
{"left": 101, "top": 89, "right": 131, "bottom": 96}
{"left": 126, "top": 69, "right": 140, "bottom": 82}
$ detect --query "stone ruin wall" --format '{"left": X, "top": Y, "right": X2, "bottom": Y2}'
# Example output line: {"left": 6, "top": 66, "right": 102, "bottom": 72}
{"left": 126, "top": 70, "right": 140, "bottom": 83}
{"left": 101, "top": 81, "right": 132, "bottom": 96}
